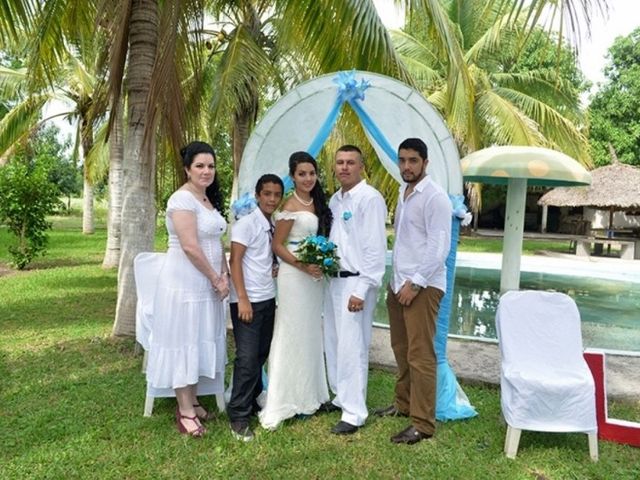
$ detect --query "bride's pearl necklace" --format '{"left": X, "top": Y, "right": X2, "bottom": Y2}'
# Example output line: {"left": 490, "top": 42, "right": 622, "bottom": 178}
{"left": 293, "top": 190, "right": 313, "bottom": 206}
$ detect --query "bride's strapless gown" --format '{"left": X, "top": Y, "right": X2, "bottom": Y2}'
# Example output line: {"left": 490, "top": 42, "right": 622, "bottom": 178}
{"left": 258, "top": 210, "right": 329, "bottom": 429}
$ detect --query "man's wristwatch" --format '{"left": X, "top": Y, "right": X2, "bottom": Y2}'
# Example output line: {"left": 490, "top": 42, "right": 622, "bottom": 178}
{"left": 410, "top": 283, "right": 422, "bottom": 292}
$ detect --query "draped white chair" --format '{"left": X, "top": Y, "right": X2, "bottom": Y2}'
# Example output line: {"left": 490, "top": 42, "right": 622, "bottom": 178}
{"left": 496, "top": 290, "right": 598, "bottom": 461}
{"left": 134, "top": 252, "right": 225, "bottom": 416}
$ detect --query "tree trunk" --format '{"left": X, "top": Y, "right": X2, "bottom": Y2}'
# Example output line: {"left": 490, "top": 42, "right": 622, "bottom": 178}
{"left": 102, "top": 98, "right": 124, "bottom": 268}
{"left": 82, "top": 174, "right": 94, "bottom": 234}
{"left": 230, "top": 105, "right": 254, "bottom": 201}
{"left": 112, "top": 0, "right": 158, "bottom": 337}
{"left": 81, "top": 119, "right": 95, "bottom": 234}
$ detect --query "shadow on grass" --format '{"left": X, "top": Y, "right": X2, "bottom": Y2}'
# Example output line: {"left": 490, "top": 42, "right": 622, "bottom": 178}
{"left": 0, "top": 275, "right": 117, "bottom": 337}
{"left": 1, "top": 336, "right": 149, "bottom": 459}
{"left": 2, "top": 333, "right": 639, "bottom": 479}
{"left": 26, "top": 256, "right": 105, "bottom": 270}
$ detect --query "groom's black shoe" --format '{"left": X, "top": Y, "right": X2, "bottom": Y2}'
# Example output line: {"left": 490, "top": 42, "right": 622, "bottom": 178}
{"left": 374, "top": 405, "right": 409, "bottom": 418}
{"left": 331, "top": 421, "right": 359, "bottom": 435}
{"left": 319, "top": 401, "right": 340, "bottom": 413}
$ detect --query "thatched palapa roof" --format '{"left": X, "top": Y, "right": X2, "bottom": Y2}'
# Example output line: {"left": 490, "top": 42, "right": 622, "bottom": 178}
{"left": 538, "top": 160, "right": 640, "bottom": 209}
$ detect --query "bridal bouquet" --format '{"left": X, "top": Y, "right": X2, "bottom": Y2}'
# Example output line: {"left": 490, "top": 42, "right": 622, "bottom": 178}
{"left": 295, "top": 235, "right": 340, "bottom": 276}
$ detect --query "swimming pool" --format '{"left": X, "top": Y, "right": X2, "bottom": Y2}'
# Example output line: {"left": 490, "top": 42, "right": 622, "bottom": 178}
{"left": 374, "top": 252, "right": 640, "bottom": 353}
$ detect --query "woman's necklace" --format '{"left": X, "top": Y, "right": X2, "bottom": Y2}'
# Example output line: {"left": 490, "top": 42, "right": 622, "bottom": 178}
{"left": 187, "top": 184, "right": 208, "bottom": 202}
{"left": 293, "top": 190, "right": 313, "bottom": 207}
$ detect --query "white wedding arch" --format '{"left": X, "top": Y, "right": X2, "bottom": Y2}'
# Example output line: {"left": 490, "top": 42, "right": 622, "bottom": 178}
{"left": 237, "top": 70, "right": 476, "bottom": 421}
{"left": 238, "top": 70, "right": 463, "bottom": 198}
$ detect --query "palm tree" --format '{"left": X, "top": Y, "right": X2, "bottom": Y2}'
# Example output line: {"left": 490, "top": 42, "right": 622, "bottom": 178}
{"left": 0, "top": 44, "right": 106, "bottom": 234}
{"left": 101, "top": 98, "right": 123, "bottom": 268}
{"left": 1, "top": 0, "right": 609, "bottom": 337}
{"left": 394, "top": 3, "right": 589, "bottom": 157}
{"left": 200, "top": 0, "right": 410, "bottom": 201}
{"left": 391, "top": 0, "right": 592, "bottom": 216}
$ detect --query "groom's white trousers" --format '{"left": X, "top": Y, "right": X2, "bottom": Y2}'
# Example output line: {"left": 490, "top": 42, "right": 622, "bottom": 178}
{"left": 324, "top": 277, "right": 377, "bottom": 427}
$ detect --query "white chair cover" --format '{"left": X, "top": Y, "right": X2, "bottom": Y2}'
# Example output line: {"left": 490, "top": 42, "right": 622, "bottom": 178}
{"left": 133, "top": 252, "right": 224, "bottom": 401}
{"left": 134, "top": 252, "right": 165, "bottom": 352}
{"left": 496, "top": 290, "right": 597, "bottom": 433}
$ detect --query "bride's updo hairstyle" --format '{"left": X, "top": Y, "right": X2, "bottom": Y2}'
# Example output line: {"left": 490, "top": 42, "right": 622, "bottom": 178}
{"left": 180, "top": 141, "right": 226, "bottom": 217}
{"left": 288, "top": 151, "right": 333, "bottom": 237}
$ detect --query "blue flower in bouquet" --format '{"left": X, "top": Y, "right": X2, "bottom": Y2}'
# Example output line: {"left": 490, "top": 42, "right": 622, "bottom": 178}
{"left": 295, "top": 234, "right": 340, "bottom": 276}
{"left": 342, "top": 211, "right": 352, "bottom": 221}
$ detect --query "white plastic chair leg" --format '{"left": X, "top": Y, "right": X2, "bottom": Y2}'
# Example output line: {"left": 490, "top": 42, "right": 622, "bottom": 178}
{"left": 588, "top": 433, "right": 599, "bottom": 462}
{"left": 141, "top": 350, "right": 148, "bottom": 373}
{"left": 505, "top": 425, "right": 522, "bottom": 459}
{"left": 144, "top": 395, "right": 155, "bottom": 417}
{"left": 216, "top": 393, "right": 226, "bottom": 413}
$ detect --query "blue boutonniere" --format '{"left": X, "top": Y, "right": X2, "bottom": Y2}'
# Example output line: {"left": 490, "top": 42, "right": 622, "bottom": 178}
{"left": 342, "top": 211, "right": 352, "bottom": 221}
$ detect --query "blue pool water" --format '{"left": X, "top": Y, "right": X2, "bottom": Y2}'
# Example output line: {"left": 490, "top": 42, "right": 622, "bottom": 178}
{"left": 374, "top": 255, "right": 640, "bottom": 353}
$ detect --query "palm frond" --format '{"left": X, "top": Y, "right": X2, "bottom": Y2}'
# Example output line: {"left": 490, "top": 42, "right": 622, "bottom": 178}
{"left": 494, "top": 86, "right": 591, "bottom": 165}
{"left": 84, "top": 119, "right": 109, "bottom": 183}
{"left": 464, "top": 12, "right": 519, "bottom": 65}
{"left": 65, "top": 54, "right": 97, "bottom": 97}
{"left": 102, "top": 0, "right": 130, "bottom": 139}
{"left": 390, "top": 30, "right": 443, "bottom": 88}
{"left": 491, "top": 69, "right": 583, "bottom": 121}
{"left": 475, "top": 89, "right": 546, "bottom": 146}
{"left": 276, "top": 0, "right": 409, "bottom": 81}
{"left": 146, "top": 1, "right": 190, "bottom": 158}
{"left": 0, "top": 92, "right": 51, "bottom": 159}
{"left": 25, "top": 0, "right": 69, "bottom": 88}
{"left": 410, "top": 0, "right": 477, "bottom": 147}
{"left": 501, "top": 0, "right": 608, "bottom": 52}
{"left": 208, "top": 24, "right": 275, "bottom": 135}
{"left": 0, "top": 65, "right": 27, "bottom": 99}
{"left": 0, "top": 0, "right": 35, "bottom": 45}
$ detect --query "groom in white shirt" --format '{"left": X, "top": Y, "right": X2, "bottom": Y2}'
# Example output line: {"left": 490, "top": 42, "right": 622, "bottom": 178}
{"left": 323, "top": 145, "right": 387, "bottom": 435}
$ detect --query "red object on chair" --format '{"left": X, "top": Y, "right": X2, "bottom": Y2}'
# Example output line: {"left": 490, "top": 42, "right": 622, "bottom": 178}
{"left": 583, "top": 351, "right": 640, "bottom": 447}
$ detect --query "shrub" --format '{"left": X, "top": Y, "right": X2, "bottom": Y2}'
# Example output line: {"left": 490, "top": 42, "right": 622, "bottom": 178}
{"left": 0, "top": 160, "right": 62, "bottom": 269}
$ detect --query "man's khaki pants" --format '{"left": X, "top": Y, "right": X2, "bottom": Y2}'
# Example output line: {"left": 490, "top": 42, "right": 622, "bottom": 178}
{"left": 386, "top": 284, "right": 443, "bottom": 435}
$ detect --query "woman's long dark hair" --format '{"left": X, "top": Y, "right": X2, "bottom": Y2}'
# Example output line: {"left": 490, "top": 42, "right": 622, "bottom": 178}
{"left": 288, "top": 151, "right": 332, "bottom": 236}
{"left": 180, "top": 141, "right": 226, "bottom": 217}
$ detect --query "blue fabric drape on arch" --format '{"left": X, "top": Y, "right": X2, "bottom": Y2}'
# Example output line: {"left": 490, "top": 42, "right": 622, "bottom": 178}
{"left": 307, "top": 71, "right": 477, "bottom": 421}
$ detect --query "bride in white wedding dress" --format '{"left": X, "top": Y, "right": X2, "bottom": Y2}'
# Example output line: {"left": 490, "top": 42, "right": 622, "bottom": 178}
{"left": 259, "top": 152, "right": 334, "bottom": 430}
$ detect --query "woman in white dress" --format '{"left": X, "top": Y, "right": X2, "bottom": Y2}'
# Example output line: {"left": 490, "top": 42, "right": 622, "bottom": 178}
{"left": 259, "top": 151, "right": 333, "bottom": 429}
{"left": 144, "top": 141, "right": 229, "bottom": 437}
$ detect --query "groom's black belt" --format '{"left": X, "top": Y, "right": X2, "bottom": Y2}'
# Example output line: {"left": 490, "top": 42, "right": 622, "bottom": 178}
{"left": 331, "top": 270, "right": 360, "bottom": 278}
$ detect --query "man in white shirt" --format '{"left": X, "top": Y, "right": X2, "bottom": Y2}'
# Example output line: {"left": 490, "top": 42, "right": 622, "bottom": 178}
{"left": 228, "top": 174, "right": 283, "bottom": 442}
{"left": 375, "top": 138, "right": 452, "bottom": 445}
{"left": 323, "top": 145, "right": 387, "bottom": 435}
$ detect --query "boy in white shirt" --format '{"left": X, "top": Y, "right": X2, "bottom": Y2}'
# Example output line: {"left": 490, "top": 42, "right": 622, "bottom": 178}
{"left": 228, "top": 174, "right": 283, "bottom": 441}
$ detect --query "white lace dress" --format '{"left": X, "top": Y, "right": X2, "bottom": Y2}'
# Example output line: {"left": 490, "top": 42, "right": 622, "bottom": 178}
{"left": 258, "top": 210, "right": 329, "bottom": 429}
{"left": 143, "top": 190, "right": 227, "bottom": 397}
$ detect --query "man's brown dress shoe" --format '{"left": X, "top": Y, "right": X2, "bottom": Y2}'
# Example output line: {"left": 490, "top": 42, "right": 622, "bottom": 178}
{"left": 390, "top": 425, "right": 432, "bottom": 445}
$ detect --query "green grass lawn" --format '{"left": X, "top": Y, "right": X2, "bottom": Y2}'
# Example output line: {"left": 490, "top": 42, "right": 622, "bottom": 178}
{"left": 458, "top": 236, "right": 574, "bottom": 255}
{"left": 1, "top": 212, "right": 639, "bottom": 478}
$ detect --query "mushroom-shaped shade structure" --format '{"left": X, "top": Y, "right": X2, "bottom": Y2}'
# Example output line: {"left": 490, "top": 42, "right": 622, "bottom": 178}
{"left": 461, "top": 146, "right": 591, "bottom": 292}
